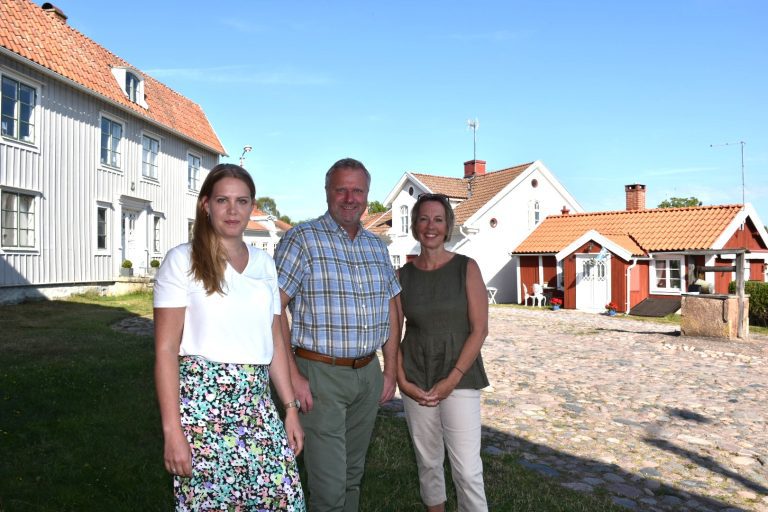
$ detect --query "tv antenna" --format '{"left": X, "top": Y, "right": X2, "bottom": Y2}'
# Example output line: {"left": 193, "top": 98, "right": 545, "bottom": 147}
{"left": 467, "top": 118, "right": 479, "bottom": 161}
{"left": 710, "top": 141, "right": 745, "bottom": 206}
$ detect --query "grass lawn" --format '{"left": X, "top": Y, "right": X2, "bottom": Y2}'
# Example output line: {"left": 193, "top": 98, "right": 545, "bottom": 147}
{"left": 1, "top": 293, "right": 623, "bottom": 511}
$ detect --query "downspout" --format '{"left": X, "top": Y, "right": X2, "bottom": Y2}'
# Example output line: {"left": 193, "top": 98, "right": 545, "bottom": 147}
{"left": 625, "top": 258, "right": 638, "bottom": 315}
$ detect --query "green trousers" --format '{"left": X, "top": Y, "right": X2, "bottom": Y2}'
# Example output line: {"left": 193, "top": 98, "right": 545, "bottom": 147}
{"left": 296, "top": 356, "right": 383, "bottom": 512}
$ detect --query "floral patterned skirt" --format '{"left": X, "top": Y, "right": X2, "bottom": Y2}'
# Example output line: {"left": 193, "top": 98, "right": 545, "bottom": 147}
{"left": 176, "top": 356, "right": 305, "bottom": 511}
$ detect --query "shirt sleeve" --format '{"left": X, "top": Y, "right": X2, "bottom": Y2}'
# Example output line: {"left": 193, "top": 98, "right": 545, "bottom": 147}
{"left": 153, "top": 245, "right": 190, "bottom": 308}
{"left": 274, "top": 228, "right": 306, "bottom": 299}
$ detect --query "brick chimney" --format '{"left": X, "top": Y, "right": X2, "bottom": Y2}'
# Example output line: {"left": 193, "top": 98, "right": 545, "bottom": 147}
{"left": 463, "top": 160, "right": 486, "bottom": 178}
{"left": 561, "top": 206, "right": 570, "bottom": 215}
{"left": 42, "top": 3, "right": 68, "bottom": 23}
{"left": 625, "top": 184, "right": 646, "bottom": 211}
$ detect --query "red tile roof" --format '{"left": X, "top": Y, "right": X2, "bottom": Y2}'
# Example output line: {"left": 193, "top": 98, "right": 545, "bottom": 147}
{"left": 412, "top": 162, "right": 532, "bottom": 224}
{"left": 514, "top": 204, "right": 746, "bottom": 256}
{"left": 362, "top": 209, "right": 392, "bottom": 236}
{"left": 0, "top": 0, "right": 225, "bottom": 155}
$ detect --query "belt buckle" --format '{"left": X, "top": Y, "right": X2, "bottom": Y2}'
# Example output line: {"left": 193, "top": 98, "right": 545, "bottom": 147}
{"left": 352, "top": 355, "right": 369, "bottom": 369}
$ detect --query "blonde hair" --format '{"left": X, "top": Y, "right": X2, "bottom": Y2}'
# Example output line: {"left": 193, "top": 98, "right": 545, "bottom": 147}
{"left": 190, "top": 163, "right": 255, "bottom": 295}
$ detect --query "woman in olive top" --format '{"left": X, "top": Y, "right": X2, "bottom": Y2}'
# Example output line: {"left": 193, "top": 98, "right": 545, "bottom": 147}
{"left": 397, "top": 193, "right": 489, "bottom": 512}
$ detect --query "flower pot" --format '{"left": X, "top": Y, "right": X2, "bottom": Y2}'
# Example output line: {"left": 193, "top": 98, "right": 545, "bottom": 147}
{"left": 607, "top": 309, "right": 616, "bottom": 316}
{"left": 552, "top": 305, "right": 560, "bottom": 311}
{"left": 120, "top": 267, "right": 133, "bottom": 277}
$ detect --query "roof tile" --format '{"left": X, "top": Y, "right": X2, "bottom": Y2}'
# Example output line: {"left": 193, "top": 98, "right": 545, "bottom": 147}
{"left": 514, "top": 204, "right": 745, "bottom": 255}
{"left": 0, "top": 0, "right": 225, "bottom": 154}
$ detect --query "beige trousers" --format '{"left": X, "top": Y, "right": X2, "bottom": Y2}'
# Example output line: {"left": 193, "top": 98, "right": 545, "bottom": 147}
{"left": 403, "top": 389, "right": 488, "bottom": 511}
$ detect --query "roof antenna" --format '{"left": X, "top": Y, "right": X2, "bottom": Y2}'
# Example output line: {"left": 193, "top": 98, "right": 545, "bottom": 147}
{"left": 467, "top": 118, "right": 479, "bottom": 161}
{"left": 710, "top": 141, "right": 746, "bottom": 207}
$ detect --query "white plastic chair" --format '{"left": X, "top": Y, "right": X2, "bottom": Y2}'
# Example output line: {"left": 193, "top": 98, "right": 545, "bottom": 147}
{"left": 486, "top": 287, "right": 498, "bottom": 304}
{"left": 522, "top": 283, "right": 532, "bottom": 306}
{"left": 532, "top": 283, "right": 547, "bottom": 307}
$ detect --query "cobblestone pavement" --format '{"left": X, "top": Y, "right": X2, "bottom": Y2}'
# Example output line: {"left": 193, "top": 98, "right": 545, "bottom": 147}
{"left": 471, "top": 307, "right": 768, "bottom": 511}
{"left": 117, "top": 308, "right": 768, "bottom": 511}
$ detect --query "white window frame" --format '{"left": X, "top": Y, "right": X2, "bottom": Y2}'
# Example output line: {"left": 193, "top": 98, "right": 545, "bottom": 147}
{"left": 650, "top": 255, "right": 685, "bottom": 294}
{"left": 100, "top": 114, "right": 123, "bottom": 170}
{"left": 400, "top": 205, "right": 409, "bottom": 234}
{"left": 187, "top": 220, "right": 194, "bottom": 242}
{"left": 392, "top": 255, "right": 401, "bottom": 269}
{"left": 96, "top": 203, "right": 112, "bottom": 251}
{"left": 534, "top": 200, "right": 541, "bottom": 225}
{"left": 1, "top": 69, "right": 40, "bottom": 146}
{"left": 1, "top": 188, "right": 38, "bottom": 251}
{"left": 187, "top": 153, "right": 201, "bottom": 191}
{"left": 110, "top": 66, "right": 148, "bottom": 108}
{"left": 141, "top": 132, "right": 160, "bottom": 180}
{"left": 152, "top": 215, "right": 161, "bottom": 253}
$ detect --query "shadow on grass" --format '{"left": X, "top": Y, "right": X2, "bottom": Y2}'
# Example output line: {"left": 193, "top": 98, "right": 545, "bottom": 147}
{"left": 0, "top": 295, "right": 170, "bottom": 512}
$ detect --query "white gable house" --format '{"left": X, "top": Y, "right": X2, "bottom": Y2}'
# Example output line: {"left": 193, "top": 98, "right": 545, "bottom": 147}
{"left": 373, "top": 159, "right": 583, "bottom": 303}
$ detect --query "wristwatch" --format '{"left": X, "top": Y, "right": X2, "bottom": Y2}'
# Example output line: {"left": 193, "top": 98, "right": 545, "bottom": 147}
{"left": 285, "top": 399, "right": 301, "bottom": 410}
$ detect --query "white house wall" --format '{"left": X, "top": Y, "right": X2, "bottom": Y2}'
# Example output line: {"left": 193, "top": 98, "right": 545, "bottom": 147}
{"left": 0, "top": 55, "right": 218, "bottom": 298}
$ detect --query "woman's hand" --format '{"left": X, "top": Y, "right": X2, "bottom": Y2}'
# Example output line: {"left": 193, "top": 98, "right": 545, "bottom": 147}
{"left": 424, "top": 372, "right": 460, "bottom": 406}
{"left": 283, "top": 409, "right": 304, "bottom": 456}
{"left": 163, "top": 427, "right": 192, "bottom": 477}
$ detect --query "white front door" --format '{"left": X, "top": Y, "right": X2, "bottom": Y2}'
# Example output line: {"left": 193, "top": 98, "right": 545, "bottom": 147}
{"left": 575, "top": 255, "right": 611, "bottom": 312}
{"left": 121, "top": 210, "right": 140, "bottom": 267}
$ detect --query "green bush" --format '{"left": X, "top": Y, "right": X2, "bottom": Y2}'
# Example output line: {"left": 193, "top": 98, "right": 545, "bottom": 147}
{"left": 729, "top": 280, "right": 768, "bottom": 327}
{"left": 150, "top": 259, "right": 160, "bottom": 268}
{"left": 121, "top": 259, "right": 133, "bottom": 269}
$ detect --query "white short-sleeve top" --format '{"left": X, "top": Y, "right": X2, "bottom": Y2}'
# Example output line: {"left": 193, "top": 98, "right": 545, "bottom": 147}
{"left": 153, "top": 243, "right": 280, "bottom": 364}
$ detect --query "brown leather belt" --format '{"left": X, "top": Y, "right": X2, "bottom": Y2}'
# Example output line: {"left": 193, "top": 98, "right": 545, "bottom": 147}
{"left": 294, "top": 347, "right": 375, "bottom": 369}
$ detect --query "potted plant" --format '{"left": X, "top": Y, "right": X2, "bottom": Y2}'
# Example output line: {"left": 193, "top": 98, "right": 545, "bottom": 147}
{"left": 550, "top": 297, "right": 562, "bottom": 311}
{"left": 605, "top": 302, "right": 618, "bottom": 316}
{"left": 148, "top": 258, "right": 160, "bottom": 276}
{"left": 120, "top": 259, "right": 133, "bottom": 277}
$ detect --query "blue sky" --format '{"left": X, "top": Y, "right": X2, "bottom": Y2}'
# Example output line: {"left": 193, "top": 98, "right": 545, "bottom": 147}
{"left": 63, "top": 0, "right": 767, "bottom": 224}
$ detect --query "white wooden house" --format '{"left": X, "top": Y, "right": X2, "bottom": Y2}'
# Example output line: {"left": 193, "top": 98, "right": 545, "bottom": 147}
{"left": 0, "top": 1, "right": 226, "bottom": 303}
{"left": 369, "top": 159, "right": 583, "bottom": 303}
{"left": 244, "top": 206, "right": 292, "bottom": 257}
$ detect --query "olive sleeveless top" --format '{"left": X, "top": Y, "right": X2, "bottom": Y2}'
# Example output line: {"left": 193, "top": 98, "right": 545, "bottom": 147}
{"left": 399, "top": 254, "right": 489, "bottom": 390}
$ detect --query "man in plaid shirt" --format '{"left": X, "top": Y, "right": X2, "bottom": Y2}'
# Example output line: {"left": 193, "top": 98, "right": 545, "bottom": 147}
{"left": 275, "top": 158, "right": 401, "bottom": 511}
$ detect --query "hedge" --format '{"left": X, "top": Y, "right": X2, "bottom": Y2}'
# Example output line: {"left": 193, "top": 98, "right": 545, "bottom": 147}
{"left": 729, "top": 280, "right": 768, "bottom": 327}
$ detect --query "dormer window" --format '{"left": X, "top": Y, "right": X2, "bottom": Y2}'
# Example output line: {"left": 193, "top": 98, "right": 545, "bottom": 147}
{"left": 111, "top": 67, "right": 148, "bottom": 108}
{"left": 126, "top": 72, "right": 139, "bottom": 103}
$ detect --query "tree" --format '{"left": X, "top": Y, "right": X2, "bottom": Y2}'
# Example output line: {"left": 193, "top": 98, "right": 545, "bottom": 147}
{"left": 256, "top": 196, "right": 280, "bottom": 217}
{"left": 367, "top": 200, "right": 387, "bottom": 213}
{"left": 657, "top": 197, "right": 702, "bottom": 208}
{"left": 278, "top": 214, "right": 292, "bottom": 225}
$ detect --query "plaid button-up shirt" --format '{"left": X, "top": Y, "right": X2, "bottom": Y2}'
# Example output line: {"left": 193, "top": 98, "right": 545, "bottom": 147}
{"left": 275, "top": 212, "right": 401, "bottom": 358}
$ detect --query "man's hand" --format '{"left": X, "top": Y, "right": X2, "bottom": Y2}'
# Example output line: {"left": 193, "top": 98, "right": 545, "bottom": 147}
{"left": 378, "top": 371, "right": 396, "bottom": 404}
{"left": 293, "top": 371, "right": 314, "bottom": 413}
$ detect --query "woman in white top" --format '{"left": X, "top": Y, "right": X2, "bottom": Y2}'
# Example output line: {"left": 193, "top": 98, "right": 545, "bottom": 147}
{"left": 154, "top": 164, "right": 305, "bottom": 510}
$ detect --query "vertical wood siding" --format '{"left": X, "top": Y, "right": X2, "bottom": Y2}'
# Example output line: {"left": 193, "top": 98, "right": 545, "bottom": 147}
{"left": 0, "top": 56, "right": 219, "bottom": 288}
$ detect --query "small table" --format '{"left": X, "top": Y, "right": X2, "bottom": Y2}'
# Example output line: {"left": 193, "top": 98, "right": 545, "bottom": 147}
{"left": 487, "top": 287, "right": 498, "bottom": 304}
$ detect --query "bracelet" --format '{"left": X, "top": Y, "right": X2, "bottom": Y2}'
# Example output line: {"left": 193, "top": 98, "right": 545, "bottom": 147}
{"left": 454, "top": 366, "right": 465, "bottom": 376}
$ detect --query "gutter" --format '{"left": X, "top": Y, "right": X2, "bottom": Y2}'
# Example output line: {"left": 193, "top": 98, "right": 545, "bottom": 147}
{"left": 625, "top": 258, "right": 638, "bottom": 315}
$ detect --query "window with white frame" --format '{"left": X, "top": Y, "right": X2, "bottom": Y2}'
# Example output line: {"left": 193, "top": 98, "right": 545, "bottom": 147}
{"left": 188, "top": 154, "right": 201, "bottom": 190}
{"left": 1, "top": 76, "right": 36, "bottom": 143}
{"left": 1, "top": 190, "right": 35, "bottom": 248}
{"left": 652, "top": 256, "right": 684, "bottom": 292}
{"left": 142, "top": 135, "right": 159, "bottom": 179}
{"left": 100, "top": 116, "right": 123, "bottom": 168}
{"left": 126, "top": 72, "right": 140, "bottom": 103}
{"left": 534, "top": 200, "right": 541, "bottom": 225}
{"left": 188, "top": 220, "right": 194, "bottom": 242}
{"left": 392, "top": 255, "right": 401, "bottom": 268}
{"left": 153, "top": 216, "right": 161, "bottom": 252}
{"left": 97, "top": 206, "right": 108, "bottom": 250}
{"left": 400, "top": 205, "right": 409, "bottom": 234}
